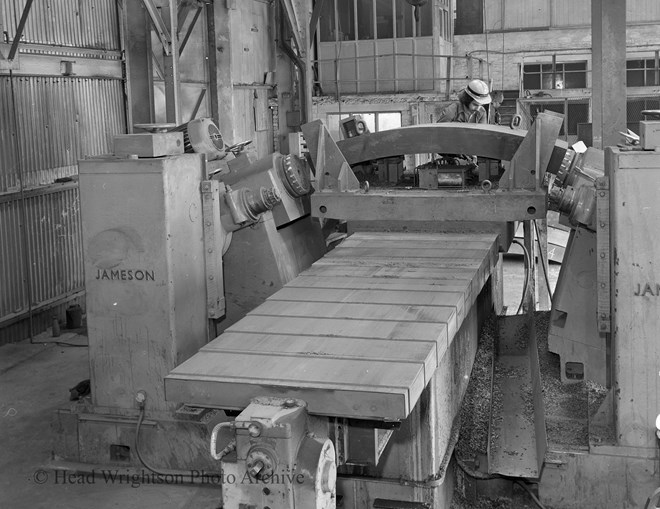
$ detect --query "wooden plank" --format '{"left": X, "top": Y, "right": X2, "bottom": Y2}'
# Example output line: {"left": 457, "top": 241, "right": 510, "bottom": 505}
{"left": 165, "top": 378, "right": 411, "bottom": 420}
{"left": 166, "top": 352, "right": 425, "bottom": 419}
{"left": 249, "top": 301, "right": 457, "bottom": 339}
{"left": 251, "top": 300, "right": 455, "bottom": 322}
{"left": 337, "top": 238, "right": 498, "bottom": 250}
{"left": 313, "top": 257, "right": 486, "bottom": 270}
{"left": 202, "top": 332, "right": 433, "bottom": 359}
{"left": 269, "top": 287, "right": 466, "bottom": 310}
{"left": 301, "top": 264, "right": 478, "bottom": 280}
{"left": 200, "top": 332, "right": 436, "bottom": 384}
{"left": 347, "top": 232, "right": 500, "bottom": 242}
{"left": 164, "top": 232, "right": 500, "bottom": 420}
{"left": 227, "top": 315, "right": 448, "bottom": 345}
{"left": 297, "top": 266, "right": 480, "bottom": 318}
{"left": 327, "top": 246, "right": 491, "bottom": 259}
{"left": 285, "top": 275, "right": 470, "bottom": 294}
{"left": 169, "top": 352, "right": 423, "bottom": 392}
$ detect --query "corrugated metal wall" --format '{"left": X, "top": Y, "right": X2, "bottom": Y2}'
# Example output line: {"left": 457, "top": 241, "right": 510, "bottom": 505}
{"left": 0, "top": 77, "right": 125, "bottom": 193}
{"left": 0, "top": 0, "right": 119, "bottom": 49}
{"left": 0, "top": 186, "right": 83, "bottom": 319}
{"left": 0, "top": 0, "right": 125, "bottom": 343}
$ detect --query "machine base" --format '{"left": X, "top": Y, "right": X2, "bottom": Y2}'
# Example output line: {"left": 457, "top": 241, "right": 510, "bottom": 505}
{"left": 539, "top": 447, "right": 659, "bottom": 509}
{"left": 337, "top": 461, "right": 455, "bottom": 509}
{"left": 52, "top": 405, "right": 231, "bottom": 474}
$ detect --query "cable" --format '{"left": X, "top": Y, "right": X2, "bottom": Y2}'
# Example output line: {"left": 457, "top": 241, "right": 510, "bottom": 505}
{"left": 135, "top": 403, "right": 235, "bottom": 481}
{"left": 135, "top": 406, "right": 176, "bottom": 478}
{"left": 30, "top": 340, "right": 88, "bottom": 347}
{"left": 501, "top": 31, "right": 505, "bottom": 92}
{"left": 482, "top": 0, "right": 490, "bottom": 84}
{"left": 511, "top": 239, "right": 531, "bottom": 315}
{"left": 135, "top": 405, "right": 215, "bottom": 480}
{"left": 455, "top": 456, "right": 548, "bottom": 509}
{"left": 533, "top": 220, "right": 554, "bottom": 301}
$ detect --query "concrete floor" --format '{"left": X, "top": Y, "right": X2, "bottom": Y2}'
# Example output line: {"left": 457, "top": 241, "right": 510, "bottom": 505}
{"left": 0, "top": 332, "right": 222, "bottom": 509}
{"left": 0, "top": 257, "right": 558, "bottom": 509}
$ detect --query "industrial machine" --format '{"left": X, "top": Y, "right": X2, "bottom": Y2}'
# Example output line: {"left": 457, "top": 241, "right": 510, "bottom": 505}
{"left": 53, "top": 118, "right": 325, "bottom": 472}
{"left": 55, "top": 110, "right": 660, "bottom": 508}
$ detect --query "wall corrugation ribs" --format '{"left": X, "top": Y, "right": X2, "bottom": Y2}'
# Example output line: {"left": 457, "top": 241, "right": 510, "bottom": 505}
{"left": 0, "top": 77, "right": 124, "bottom": 193}
{"left": 1, "top": 0, "right": 119, "bottom": 50}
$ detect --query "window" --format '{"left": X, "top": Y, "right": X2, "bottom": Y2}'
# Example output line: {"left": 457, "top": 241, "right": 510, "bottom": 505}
{"left": 627, "top": 59, "right": 659, "bottom": 87}
{"left": 627, "top": 97, "right": 660, "bottom": 133}
{"left": 357, "top": 0, "right": 374, "bottom": 40}
{"left": 419, "top": 2, "right": 433, "bottom": 36}
{"left": 337, "top": 0, "right": 355, "bottom": 41}
{"left": 326, "top": 111, "right": 402, "bottom": 140}
{"left": 441, "top": 7, "right": 451, "bottom": 41}
{"left": 376, "top": 0, "right": 394, "bottom": 39}
{"left": 454, "top": 0, "right": 482, "bottom": 35}
{"left": 529, "top": 100, "right": 589, "bottom": 141}
{"left": 319, "top": 0, "right": 435, "bottom": 41}
{"left": 319, "top": 0, "right": 336, "bottom": 42}
{"left": 523, "top": 62, "right": 587, "bottom": 90}
{"left": 398, "top": 2, "right": 414, "bottom": 37}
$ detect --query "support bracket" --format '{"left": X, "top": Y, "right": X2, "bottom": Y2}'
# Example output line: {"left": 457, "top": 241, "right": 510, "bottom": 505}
{"left": 201, "top": 180, "right": 226, "bottom": 320}
{"left": 8, "top": 0, "right": 34, "bottom": 61}
{"left": 279, "top": 0, "right": 305, "bottom": 55}
{"left": 596, "top": 176, "right": 611, "bottom": 333}
{"left": 178, "top": 4, "right": 203, "bottom": 56}
{"left": 142, "top": 0, "right": 173, "bottom": 56}
{"left": 502, "top": 110, "right": 565, "bottom": 190}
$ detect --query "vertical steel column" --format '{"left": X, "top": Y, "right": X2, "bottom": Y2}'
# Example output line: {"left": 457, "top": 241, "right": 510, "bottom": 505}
{"left": 211, "top": 1, "right": 235, "bottom": 143}
{"left": 591, "top": 0, "right": 626, "bottom": 149}
{"left": 161, "top": 0, "right": 181, "bottom": 124}
{"left": 124, "top": 2, "right": 155, "bottom": 128}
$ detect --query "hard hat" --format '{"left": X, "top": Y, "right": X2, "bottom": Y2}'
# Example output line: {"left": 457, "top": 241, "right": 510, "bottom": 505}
{"left": 465, "top": 79, "right": 492, "bottom": 105}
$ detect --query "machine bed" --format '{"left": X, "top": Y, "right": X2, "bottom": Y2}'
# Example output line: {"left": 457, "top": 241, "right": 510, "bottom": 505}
{"left": 165, "top": 232, "right": 499, "bottom": 420}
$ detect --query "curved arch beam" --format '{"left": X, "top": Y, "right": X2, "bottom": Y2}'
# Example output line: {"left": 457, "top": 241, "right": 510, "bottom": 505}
{"left": 335, "top": 123, "right": 568, "bottom": 171}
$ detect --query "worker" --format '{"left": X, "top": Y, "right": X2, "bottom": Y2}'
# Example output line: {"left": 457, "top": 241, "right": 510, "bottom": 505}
{"left": 437, "top": 79, "right": 492, "bottom": 124}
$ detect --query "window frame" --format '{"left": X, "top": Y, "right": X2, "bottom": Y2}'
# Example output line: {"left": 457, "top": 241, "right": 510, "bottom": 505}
{"left": 522, "top": 61, "right": 587, "bottom": 91}
{"left": 626, "top": 58, "right": 660, "bottom": 87}
{"left": 318, "top": 0, "right": 436, "bottom": 42}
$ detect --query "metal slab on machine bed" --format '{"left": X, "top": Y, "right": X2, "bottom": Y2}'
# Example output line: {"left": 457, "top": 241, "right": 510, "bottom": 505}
{"left": 165, "top": 232, "right": 499, "bottom": 421}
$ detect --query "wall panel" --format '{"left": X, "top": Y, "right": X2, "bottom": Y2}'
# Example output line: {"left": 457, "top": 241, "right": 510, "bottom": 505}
{"left": 627, "top": 0, "right": 660, "bottom": 23}
{"left": 552, "top": 0, "right": 590, "bottom": 27}
{"left": 0, "top": 77, "right": 125, "bottom": 193}
{"left": 484, "top": 0, "right": 503, "bottom": 31}
{"left": 0, "top": 0, "right": 119, "bottom": 50}
{"left": 0, "top": 0, "right": 125, "bottom": 342}
{"left": 231, "top": 1, "right": 272, "bottom": 85}
{"left": 503, "top": 0, "right": 549, "bottom": 29}
{"left": 0, "top": 186, "right": 84, "bottom": 339}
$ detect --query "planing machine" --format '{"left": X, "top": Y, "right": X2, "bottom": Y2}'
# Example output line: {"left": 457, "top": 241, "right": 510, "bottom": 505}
{"left": 53, "top": 112, "right": 660, "bottom": 508}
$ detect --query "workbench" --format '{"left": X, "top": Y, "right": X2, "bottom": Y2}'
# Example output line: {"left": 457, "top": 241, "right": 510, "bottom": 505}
{"left": 165, "top": 232, "right": 499, "bottom": 421}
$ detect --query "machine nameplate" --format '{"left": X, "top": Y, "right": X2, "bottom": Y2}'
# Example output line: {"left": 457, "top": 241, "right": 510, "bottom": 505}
{"left": 95, "top": 268, "right": 155, "bottom": 281}
{"left": 633, "top": 283, "right": 660, "bottom": 297}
